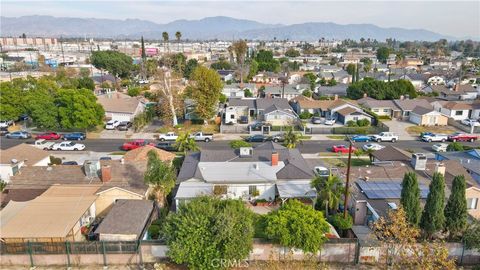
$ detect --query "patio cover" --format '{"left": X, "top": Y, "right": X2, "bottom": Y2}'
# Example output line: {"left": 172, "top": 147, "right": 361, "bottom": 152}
{"left": 276, "top": 181, "right": 316, "bottom": 199}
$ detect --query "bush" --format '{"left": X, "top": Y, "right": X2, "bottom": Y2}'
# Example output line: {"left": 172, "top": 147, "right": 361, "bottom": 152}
{"left": 299, "top": 111, "right": 313, "bottom": 119}
{"left": 148, "top": 224, "right": 161, "bottom": 239}
{"left": 328, "top": 213, "right": 353, "bottom": 231}
{"left": 49, "top": 156, "right": 62, "bottom": 165}
{"left": 218, "top": 93, "right": 227, "bottom": 103}
{"left": 346, "top": 120, "right": 358, "bottom": 127}
{"left": 230, "top": 140, "right": 252, "bottom": 149}
{"left": 127, "top": 87, "right": 141, "bottom": 97}
{"left": 447, "top": 142, "right": 464, "bottom": 152}
{"left": 302, "top": 89, "right": 312, "bottom": 98}
{"left": 357, "top": 119, "right": 370, "bottom": 127}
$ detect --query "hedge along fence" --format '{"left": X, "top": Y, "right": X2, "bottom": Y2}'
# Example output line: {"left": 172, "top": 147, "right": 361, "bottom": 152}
{"left": 332, "top": 126, "right": 388, "bottom": 135}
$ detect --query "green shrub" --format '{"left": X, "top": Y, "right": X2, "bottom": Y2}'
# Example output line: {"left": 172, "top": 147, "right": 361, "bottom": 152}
{"left": 230, "top": 140, "right": 252, "bottom": 149}
{"left": 127, "top": 87, "right": 141, "bottom": 97}
{"left": 148, "top": 225, "right": 161, "bottom": 239}
{"left": 357, "top": 119, "right": 370, "bottom": 127}
{"left": 49, "top": 156, "right": 62, "bottom": 165}
{"left": 447, "top": 142, "right": 464, "bottom": 152}
{"left": 346, "top": 120, "right": 358, "bottom": 127}
{"left": 328, "top": 213, "right": 353, "bottom": 230}
{"left": 218, "top": 94, "right": 227, "bottom": 103}
{"left": 299, "top": 111, "right": 313, "bottom": 119}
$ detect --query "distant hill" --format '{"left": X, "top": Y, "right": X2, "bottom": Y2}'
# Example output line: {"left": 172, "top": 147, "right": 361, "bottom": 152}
{"left": 0, "top": 15, "right": 455, "bottom": 41}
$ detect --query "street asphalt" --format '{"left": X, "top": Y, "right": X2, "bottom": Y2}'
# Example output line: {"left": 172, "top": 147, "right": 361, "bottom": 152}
{"left": 1, "top": 137, "right": 478, "bottom": 154}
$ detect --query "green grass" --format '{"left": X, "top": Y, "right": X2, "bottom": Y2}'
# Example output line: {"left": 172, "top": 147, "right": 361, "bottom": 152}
{"left": 322, "top": 157, "right": 371, "bottom": 167}
{"left": 253, "top": 214, "right": 268, "bottom": 239}
{"left": 349, "top": 158, "right": 372, "bottom": 166}
{"left": 326, "top": 135, "right": 346, "bottom": 140}
{"left": 109, "top": 151, "right": 126, "bottom": 155}
{"left": 299, "top": 135, "right": 312, "bottom": 140}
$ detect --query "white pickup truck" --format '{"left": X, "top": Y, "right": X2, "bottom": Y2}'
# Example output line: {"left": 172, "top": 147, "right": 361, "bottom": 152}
{"left": 421, "top": 133, "right": 448, "bottom": 142}
{"left": 33, "top": 139, "right": 55, "bottom": 150}
{"left": 371, "top": 132, "right": 399, "bottom": 142}
{"left": 190, "top": 132, "right": 213, "bottom": 142}
{"left": 158, "top": 132, "right": 178, "bottom": 141}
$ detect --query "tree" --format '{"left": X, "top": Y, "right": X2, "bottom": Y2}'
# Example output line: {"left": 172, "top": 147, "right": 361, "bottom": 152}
{"left": 463, "top": 220, "right": 480, "bottom": 252}
{"left": 163, "top": 197, "right": 254, "bottom": 270}
{"left": 285, "top": 48, "right": 300, "bottom": 57}
{"left": 265, "top": 199, "right": 330, "bottom": 253}
{"left": 255, "top": 50, "right": 280, "bottom": 72}
{"left": 175, "top": 132, "right": 199, "bottom": 155}
{"left": 447, "top": 142, "right": 464, "bottom": 151}
{"left": 55, "top": 88, "right": 105, "bottom": 130}
{"left": 141, "top": 36, "right": 147, "bottom": 60}
{"left": 420, "top": 172, "right": 446, "bottom": 238}
{"left": 303, "top": 72, "right": 317, "bottom": 91}
{"left": 232, "top": 40, "right": 248, "bottom": 85}
{"left": 77, "top": 77, "right": 95, "bottom": 90}
{"left": 444, "top": 175, "right": 467, "bottom": 239}
{"left": 175, "top": 31, "right": 182, "bottom": 51}
{"left": 400, "top": 172, "right": 422, "bottom": 226}
{"left": 91, "top": 50, "right": 133, "bottom": 79}
{"left": 244, "top": 88, "right": 253, "bottom": 97}
{"left": 328, "top": 213, "right": 353, "bottom": 237}
{"left": 127, "top": 87, "right": 141, "bottom": 97}
{"left": 162, "top": 32, "right": 169, "bottom": 52}
{"left": 346, "top": 63, "right": 356, "bottom": 76}
{"left": 187, "top": 66, "right": 223, "bottom": 121}
{"left": 155, "top": 69, "right": 181, "bottom": 126}
{"left": 283, "top": 127, "right": 301, "bottom": 149}
{"left": 311, "top": 174, "right": 344, "bottom": 216}
{"left": 346, "top": 78, "right": 417, "bottom": 100}
{"left": 376, "top": 47, "right": 390, "bottom": 64}
{"left": 248, "top": 59, "right": 259, "bottom": 80}
{"left": 144, "top": 150, "right": 176, "bottom": 208}
{"left": 373, "top": 207, "right": 455, "bottom": 269}
{"left": 210, "top": 60, "right": 232, "bottom": 70}
{"left": 184, "top": 59, "right": 198, "bottom": 79}
{"left": 0, "top": 82, "right": 26, "bottom": 121}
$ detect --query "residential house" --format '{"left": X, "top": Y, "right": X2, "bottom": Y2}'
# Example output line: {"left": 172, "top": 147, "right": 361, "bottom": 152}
{"left": 97, "top": 91, "right": 145, "bottom": 122}
{"left": 432, "top": 101, "right": 472, "bottom": 121}
{"left": 409, "top": 106, "right": 448, "bottom": 126}
{"left": 175, "top": 142, "right": 316, "bottom": 207}
{"left": 430, "top": 58, "right": 453, "bottom": 70}
{"left": 95, "top": 200, "right": 155, "bottom": 241}
{"left": 222, "top": 83, "right": 256, "bottom": 99}
{"left": 393, "top": 98, "right": 433, "bottom": 120}
{"left": 263, "top": 84, "right": 308, "bottom": 100}
{"left": 370, "top": 146, "right": 411, "bottom": 162}
{"left": 252, "top": 72, "right": 281, "bottom": 84}
{"left": 0, "top": 144, "right": 50, "bottom": 182}
{"left": 430, "top": 84, "right": 478, "bottom": 101}
{"left": 228, "top": 98, "right": 299, "bottom": 126}
{"left": 399, "top": 73, "right": 426, "bottom": 89}
{"left": 357, "top": 97, "right": 399, "bottom": 117}
{"left": 436, "top": 149, "right": 480, "bottom": 184}
{"left": 0, "top": 185, "right": 98, "bottom": 243}
{"left": 93, "top": 74, "right": 117, "bottom": 86}
{"left": 319, "top": 65, "right": 342, "bottom": 73}
{"left": 217, "top": 70, "right": 235, "bottom": 82}
{"left": 427, "top": 76, "right": 445, "bottom": 85}
{"left": 319, "top": 70, "right": 350, "bottom": 84}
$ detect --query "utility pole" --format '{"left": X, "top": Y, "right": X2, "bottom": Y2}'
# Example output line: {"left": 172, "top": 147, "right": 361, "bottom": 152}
{"left": 343, "top": 137, "right": 354, "bottom": 218}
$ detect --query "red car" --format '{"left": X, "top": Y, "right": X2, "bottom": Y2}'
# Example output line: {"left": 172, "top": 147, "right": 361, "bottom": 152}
{"left": 448, "top": 133, "right": 477, "bottom": 142}
{"left": 36, "top": 132, "right": 62, "bottom": 140}
{"left": 121, "top": 139, "right": 154, "bottom": 151}
{"left": 332, "top": 145, "right": 357, "bottom": 153}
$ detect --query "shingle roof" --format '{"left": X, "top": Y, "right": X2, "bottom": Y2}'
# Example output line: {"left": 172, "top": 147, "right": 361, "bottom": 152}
{"left": 442, "top": 101, "right": 472, "bottom": 110}
{"left": 411, "top": 106, "right": 434, "bottom": 115}
{"left": 97, "top": 92, "right": 142, "bottom": 114}
{"left": 394, "top": 99, "right": 432, "bottom": 111}
{"left": 123, "top": 145, "right": 175, "bottom": 163}
{"left": 335, "top": 106, "right": 357, "bottom": 116}
{"left": 0, "top": 144, "right": 49, "bottom": 165}
{"left": 95, "top": 200, "right": 153, "bottom": 236}
{"left": 371, "top": 146, "right": 411, "bottom": 162}
{"left": 357, "top": 97, "right": 398, "bottom": 109}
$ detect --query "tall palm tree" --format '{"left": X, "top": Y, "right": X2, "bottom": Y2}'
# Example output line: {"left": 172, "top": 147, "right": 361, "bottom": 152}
{"left": 162, "top": 31, "right": 169, "bottom": 52}
{"left": 283, "top": 127, "right": 301, "bottom": 149}
{"left": 175, "top": 31, "right": 182, "bottom": 52}
{"left": 311, "top": 174, "right": 345, "bottom": 216}
{"left": 144, "top": 150, "right": 176, "bottom": 208}
{"left": 175, "top": 132, "right": 199, "bottom": 154}
{"left": 232, "top": 40, "right": 248, "bottom": 85}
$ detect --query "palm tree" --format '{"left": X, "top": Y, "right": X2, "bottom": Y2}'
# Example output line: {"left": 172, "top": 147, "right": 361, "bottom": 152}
{"left": 283, "top": 127, "right": 302, "bottom": 149}
{"left": 175, "top": 31, "right": 182, "bottom": 52}
{"left": 232, "top": 40, "right": 248, "bottom": 85}
{"left": 162, "top": 31, "right": 169, "bottom": 52}
{"left": 175, "top": 132, "right": 199, "bottom": 154}
{"left": 144, "top": 150, "right": 176, "bottom": 208}
{"left": 311, "top": 174, "right": 345, "bottom": 216}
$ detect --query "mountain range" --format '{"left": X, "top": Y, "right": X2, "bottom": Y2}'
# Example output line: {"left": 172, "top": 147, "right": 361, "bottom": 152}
{"left": 0, "top": 15, "right": 457, "bottom": 41}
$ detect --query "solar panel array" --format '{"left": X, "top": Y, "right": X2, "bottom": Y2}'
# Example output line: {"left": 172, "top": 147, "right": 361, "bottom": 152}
{"left": 357, "top": 181, "right": 429, "bottom": 199}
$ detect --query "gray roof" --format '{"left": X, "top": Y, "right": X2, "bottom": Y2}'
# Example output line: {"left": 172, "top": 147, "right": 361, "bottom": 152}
{"left": 357, "top": 97, "right": 398, "bottom": 109}
{"left": 256, "top": 98, "right": 292, "bottom": 111}
{"left": 436, "top": 150, "right": 480, "bottom": 175}
{"left": 411, "top": 106, "right": 434, "bottom": 115}
{"left": 393, "top": 99, "right": 432, "bottom": 111}
{"left": 228, "top": 98, "right": 256, "bottom": 108}
{"left": 95, "top": 200, "right": 153, "bottom": 236}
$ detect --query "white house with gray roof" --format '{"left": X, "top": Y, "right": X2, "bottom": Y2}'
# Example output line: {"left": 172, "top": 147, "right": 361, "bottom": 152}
{"left": 174, "top": 142, "right": 316, "bottom": 208}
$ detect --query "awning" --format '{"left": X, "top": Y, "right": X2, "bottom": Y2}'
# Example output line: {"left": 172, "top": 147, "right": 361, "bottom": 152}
{"left": 175, "top": 182, "right": 213, "bottom": 199}
{"left": 276, "top": 181, "right": 316, "bottom": 199}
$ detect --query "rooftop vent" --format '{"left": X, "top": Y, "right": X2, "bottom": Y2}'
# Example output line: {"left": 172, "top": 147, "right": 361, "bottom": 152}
{"left": 83, "top": 160, "right": 100, "bottom": 178}
{"left": 411, "top": 153, "right": 427, "bottom": 171}
{"left": 239, "top": 147, "right": 253, "bottom": 158}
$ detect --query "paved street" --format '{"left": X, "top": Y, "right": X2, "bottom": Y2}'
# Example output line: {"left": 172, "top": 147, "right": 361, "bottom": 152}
{"left": 1, "top": 137, "right": 478, "bottom": 154}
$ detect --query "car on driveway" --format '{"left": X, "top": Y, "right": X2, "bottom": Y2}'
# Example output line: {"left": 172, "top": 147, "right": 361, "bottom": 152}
{"left": 249, "top": 122, "right": 271, "bottom": 131}
{"left": 36, "top": 132, "right": 62, "bottom": 140}
{"left": 313, "top": 166, "right": 330, "bottom": 177}
{"left": 432, "top": 143, "right": 448, "bottom": 152}
{"left": 311, "top": 117, "right": 322, "bottom": 124}
{"left": 158, "top": 132, "right": 178, "bottom": 141}
{"left": 52, "top": 141, "right": 86, "bottom": 151}
{"left": 448, "top": 133, "right": 477, "bottom": 142}
{"left": 0, "top": 127, "right": 8, "bottom": 136}
{"left": 0, "top": 120, "right": 14, "bottom": 128}
{"left": 122, "top": 139, "right": 154, "bottom": 151}
{"left": 362, "top": 143, "right": 385, "bottom": 151}
{"left": 421, "top": 133, "right": 448, "bottom": 142}
{"left": 105, "top": 120, "right": 120, "bottom": 130}
{"left": 117, "top": 121, "right": 132, "bottom": 131}
{"left": 324, "top": 117, "right": 336, "bottom": 125}
{"left": 269, "top": 134, "right": 285, "bottom": 143}
{"left": 245, "top": 134, "right": 268, "bottom": 143}
{"left": 461, "top": 118, "right": 480, "bottom": 127}
{"left": 63, "top": 132, "right": 86, "bottom": 141}
{"left": 332, "top": 145, "right": 356, "bottom": 153}
{"left": 5, "top": 131, "right": 31, "bottom": 139}
{"left": 351, "top": 135, "right": 372, "bottom": 142}
{"left": 33, "top": 139, "right": 56, "bottom": 150}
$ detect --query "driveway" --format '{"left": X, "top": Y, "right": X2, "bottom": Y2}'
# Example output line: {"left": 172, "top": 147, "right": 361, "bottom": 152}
{"left": 381, "top": 119, "right": 416, "bottom": 140}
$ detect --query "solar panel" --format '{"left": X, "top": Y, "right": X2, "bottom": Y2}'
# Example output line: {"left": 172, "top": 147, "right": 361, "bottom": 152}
{"left": 357, "top": 181, "right": 429, "bottom": 199}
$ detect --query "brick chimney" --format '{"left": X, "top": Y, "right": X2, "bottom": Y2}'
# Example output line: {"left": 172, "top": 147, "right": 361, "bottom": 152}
{"left": 434, "top": 163, "right": 445, "bottom": 177}
{"left": 271, "top": 152, "right": 279, "bottom": 166}
{"left": 101, "top": 165, "right": 112, "bottom": 182}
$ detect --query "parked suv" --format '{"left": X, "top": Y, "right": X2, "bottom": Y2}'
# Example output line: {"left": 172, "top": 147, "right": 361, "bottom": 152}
{"left": 371, "top": 132, "right": 399, "bottom": 142}
{"left": 117, "top": 121, "right": 132, "bottom": 131}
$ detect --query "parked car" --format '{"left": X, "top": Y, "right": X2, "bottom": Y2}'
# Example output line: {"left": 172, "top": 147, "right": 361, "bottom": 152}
{"left": 421, "top": 133, "right": 448, "bottom": 142}
{"left": 158, "top": 132, "right": 178, "bottom": 141}
{"left": 448, "top": 133, "right": 477, "bottom": 142}
{"left": 351, "top": 135, "right": 372, "bottom": 142}
{"left": 239, "top": 116, "right": 249, "bottom": 124}
{"left": 5, "top": 131, "right": 31, "bottom": 139}
{"left": 432, "top": 143, "right": 448, "bottom": 152}
{"left": 419, "top": 132, "right": 435, "bottom": 138}
{"left": 117, "top": 121, "right": 132, "bottom": 131}
{"left": 139, "top": 79, "right": 150, "bottom": 84}
{"left": 190, "top": 132, "right": 214, "bottom": 142}
{"left": 0, "top": 127, "right": 8, "bottom": 136}
{"left": 156, "top": 142, "right": 178, "bottom": 152}
{"left": 313, "top": 166, "right": 330, "bottom": 177}
{"left": 311, "top": 117, "right": 322, "bottom": 124}
{"left": 371, "top": 132, "right": 399, "bottom": 142}
{"left": 324, "top": 117, "right": 336, "bottom": 125}
{"left": 99, "top": 157, "right": 112, "bottom": 161}
{"left": 269, "top": 134, "right": 285, "bottom": 143}
{"left": 0, "top": 120, "right": 14, "bottom": 128}
{"left": 332, "top": 145, "right": 356, "bottom": 153}
{"left": 105, "top": 120, "right": 120, "bottom": 130}
{"left": 245, "top": 134, "right": 268, "bottom": 142}
{"left": 52, "top": 141, "right": 86, "bottom": 151}
{"left": 62, "top": 161, "right": 79, "bottom": 165}
{"left": 63, "top": 132, "right": 86, "bottom": 141}
{"left": 17, "top": 114, "right": 29, "bottom": 121}
{"left": 36, "top": 132, "right": 62, "bottom": 140}
{"left": 121, "top": 139, "right": 153, "bottom": 151}
{"left": 362, "top": 143, "right": 385, "bottom": 151}
{"left": 249, "top": 122, "right": 271, "bottom": 131}
{"left": 461, "top": 118, "right": 480, "bottom": 127}
{"left": 33, "top": 139, "right": 56, "bottom": 150}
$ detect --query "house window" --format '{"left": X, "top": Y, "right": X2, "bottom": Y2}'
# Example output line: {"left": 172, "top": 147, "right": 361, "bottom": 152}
{"left": 467, "top": 198, "right": 478, "bottom": 210}
{"left": 353, "top": 117, "right": 358, "bottom": 121}
{"left": 404, "top": 111, "right": 410, "bottom": 116}
{"left": 455, "top": 111, "right": 463, "bottom": 116}
{"left": 383, "top": 109, "right": 389, "bottom": 113}
{"left": 249, "top": 185, "right": 258, "bottom": 196}
{"left": 373, "top": 109, "right": 379, "bottom": 112}
{"left": 230, "top": 115, "right": 234, "bottom": 119}
{"left": 12, "top": 165, "right": 19, "bottom": 176}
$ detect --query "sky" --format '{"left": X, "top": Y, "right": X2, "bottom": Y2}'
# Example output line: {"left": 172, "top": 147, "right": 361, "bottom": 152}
{"left": 2, "top": 1, "right": 479, "bottom": 38}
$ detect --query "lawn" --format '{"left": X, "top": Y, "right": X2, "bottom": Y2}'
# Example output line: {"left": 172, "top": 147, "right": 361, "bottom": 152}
{"left": 323, "top": 157, "right": 371, "bottom": 168}
{"left": 326, "top": 135, "right": 347, "bottom": 140}
{"left": 406, "top": 125, "right": 456, "bottom": 136}
{"left": 156, "top": 123, "right": 220, "bottom": 134}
